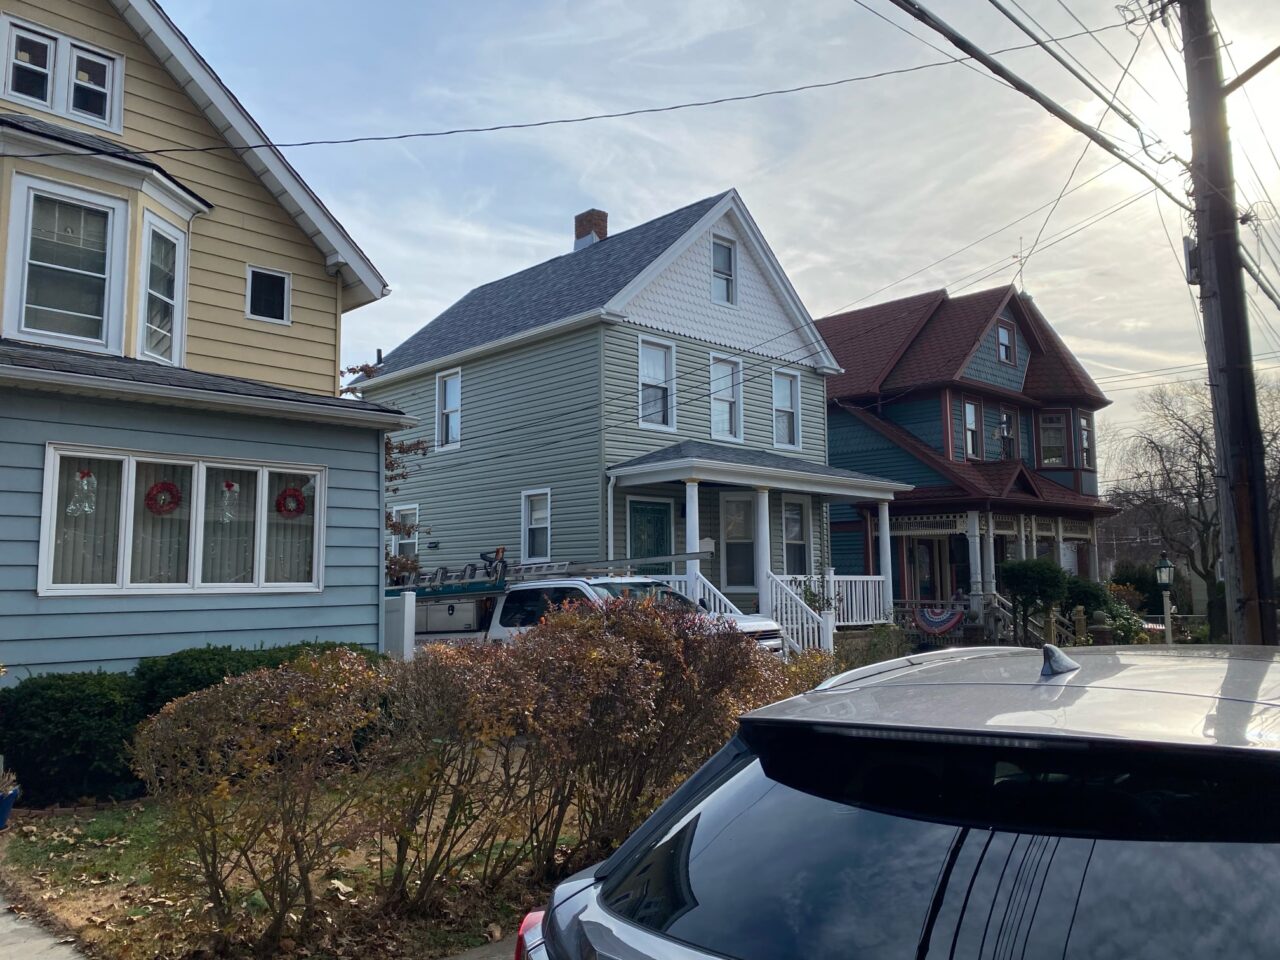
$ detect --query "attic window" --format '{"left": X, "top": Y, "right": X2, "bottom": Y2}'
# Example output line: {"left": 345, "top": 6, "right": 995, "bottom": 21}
{"left": 1, "top": 17, "right": 123, "bottom": 131}
{"left": 997, "top": 321, "right": 1016, "bottom": 365}
{"left": 246, "top": 266, "right": 291, "bottom": 324}
{"left": 712, "top": 238, "right": 735, "bottom": 305}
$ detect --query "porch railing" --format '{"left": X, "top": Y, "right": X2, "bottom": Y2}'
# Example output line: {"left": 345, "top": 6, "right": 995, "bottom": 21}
{"left": 778, "top": 573, "right": 892, "bottom": 626}
{"left": 652, "top": 574, "right": 743, "bottom": 617}
{"left": 767, "top": 572, "right": 831, "bottom": 654}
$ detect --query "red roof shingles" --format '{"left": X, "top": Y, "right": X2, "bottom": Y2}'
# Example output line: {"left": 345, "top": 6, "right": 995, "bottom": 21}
{"left": 817, "top": 289, "right": 944, "bottom": 398}
{"left": 821, "top": 284, "right": 1110, "bottom": 408}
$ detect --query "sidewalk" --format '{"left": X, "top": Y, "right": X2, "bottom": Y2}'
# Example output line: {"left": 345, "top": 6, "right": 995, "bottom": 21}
{"left": 0, "top": 899, "right": 82, "bottom": 959}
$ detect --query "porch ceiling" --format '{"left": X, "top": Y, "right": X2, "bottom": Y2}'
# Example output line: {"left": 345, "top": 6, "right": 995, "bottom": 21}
{"left": 608, "top": 440, "right": 910, "bottom": 501}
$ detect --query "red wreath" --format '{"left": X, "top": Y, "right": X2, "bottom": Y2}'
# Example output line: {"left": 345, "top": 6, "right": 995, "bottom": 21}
{"left": 274, "top": 487, "right": 307, "bottom": 519}
{"left": 144, "top": 480, "right": 183, "bottom": 516}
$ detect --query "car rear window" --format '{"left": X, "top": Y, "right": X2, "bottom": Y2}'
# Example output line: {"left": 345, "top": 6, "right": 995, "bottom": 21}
{"left": 601, "top": 726, "right": 1280, "bottom": 959}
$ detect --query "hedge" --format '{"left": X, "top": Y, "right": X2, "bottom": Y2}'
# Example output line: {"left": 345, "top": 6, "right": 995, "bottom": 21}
{"left": 0, "top": 642, "right": 377, "bottom": 807}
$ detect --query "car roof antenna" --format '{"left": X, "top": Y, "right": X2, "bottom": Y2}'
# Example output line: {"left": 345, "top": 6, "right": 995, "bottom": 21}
{"left": 1041, "top": 644, "right": 1081, "bottom": 676}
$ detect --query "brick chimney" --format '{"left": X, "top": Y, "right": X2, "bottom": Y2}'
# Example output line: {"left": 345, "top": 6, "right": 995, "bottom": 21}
{"left": 574, "top": 209, "right": 608, "bottom": 250}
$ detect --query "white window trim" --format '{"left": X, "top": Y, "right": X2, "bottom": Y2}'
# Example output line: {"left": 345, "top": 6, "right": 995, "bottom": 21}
{"left": 37, "top": 442, "right": 326, "bottom": 596}
{"left": 136, "top": 209, "right": 188, "bottom": 365}
{"left": 781, "top": 495, "right": 812, "bottom": 577}
{"left": 435, "top": 367, "right": 462, "bottom": 451}
{"left": 625, "top": 495, "right": 676, "bottom": 574}
{"left": 709, "top": 352, "right": 744, "bottom": 443}
{"left": 245, "top": 264, "right": 292, "bottom": 325}
{"left": 5, "top": 23, "right": 53, "bottom": 109}
{"left": 0, "top": 15, "right": 124, "bottom": 133}
{"left": 521, "top": 487, "right": 551, "bottom": 562}
{"left": 637, "top": 335, "right": 677, "bottom": 432}
{"left": 391, "top": 503, "right": 418, "bottom": 558}
{"left": 719, "top": 490, "right": 756, "bottom": 592}
{"left": 711, "top": 235, "right": 737, "bottom": 307}
{"left": 771, "top": 369, "right": 803, "bottom": 450}
{"left": 2, "top": 172, "right": 128, "bottom": 355}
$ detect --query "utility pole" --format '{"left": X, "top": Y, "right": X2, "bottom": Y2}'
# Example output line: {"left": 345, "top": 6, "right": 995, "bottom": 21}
{"left": 1178, "top": 0, "right": 1277, "bottom": 644}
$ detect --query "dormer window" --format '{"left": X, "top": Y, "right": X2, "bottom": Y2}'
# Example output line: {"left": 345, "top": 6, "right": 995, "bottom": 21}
{"left": 996, "top": 320, "right": 1016, "bottom": 365}
{"left": 711, "top": 237, "right": 735, "bottom": 305}
{"left": 1, "top": 16, "right": 123, "bottom": 131}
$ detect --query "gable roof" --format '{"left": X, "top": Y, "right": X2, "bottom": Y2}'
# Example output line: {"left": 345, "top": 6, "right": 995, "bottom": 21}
{"left": 817, "top": 289, "right": 944, "bottom": 398}
{"left": 838, "top": 404, "right": 1113, "bottom": 513}
{"left": 821, "top": 285, "right": 1109, "bottom": 407}
{"left": 108, "top": 0, "right": 388, "bottom": 311}
{"left": 366, "top": 190, "right": 839, "bottom": 385}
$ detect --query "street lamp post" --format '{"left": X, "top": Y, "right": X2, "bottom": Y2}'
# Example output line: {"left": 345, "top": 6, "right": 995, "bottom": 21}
{"left": 1156, "top": 551, "right": 1175, "bottom": 645}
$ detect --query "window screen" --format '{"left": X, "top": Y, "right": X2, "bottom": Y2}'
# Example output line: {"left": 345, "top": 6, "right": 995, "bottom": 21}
{"left": 248, "top": 269, "right": 288, "bottom": 321}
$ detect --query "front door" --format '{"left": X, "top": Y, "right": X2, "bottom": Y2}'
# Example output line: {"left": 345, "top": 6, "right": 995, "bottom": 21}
{"left": 628, "top": 498, "right": 673, "bottom": 574}
{"left": 912, "top": 538, "right": 940, "bottom": 602}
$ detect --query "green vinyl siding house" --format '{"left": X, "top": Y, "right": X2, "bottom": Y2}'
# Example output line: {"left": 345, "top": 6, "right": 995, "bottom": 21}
{"left": 359, "top": 191, "right": 908, "bottom": 651}
{"left": 0, "top": 0, "right": 412, "bottom": 682}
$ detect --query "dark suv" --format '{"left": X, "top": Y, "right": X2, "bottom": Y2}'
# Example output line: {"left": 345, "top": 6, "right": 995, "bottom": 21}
{"left": 516, "top": 645, "right": 1280, "bottom": 959}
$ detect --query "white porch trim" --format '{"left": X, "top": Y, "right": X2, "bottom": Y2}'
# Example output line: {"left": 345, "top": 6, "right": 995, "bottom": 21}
{"left": 608, "top": 456, "right": 909, "bottom": 500}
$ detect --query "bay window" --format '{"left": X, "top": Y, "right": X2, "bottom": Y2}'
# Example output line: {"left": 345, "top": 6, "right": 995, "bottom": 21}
{"left": 1079, "top": 412, "right": 1095, "bottom": 470}
{"left": 139, "top": 212, "right": 186, "bottom": 364}
{"left": 1040, "top": 413, "right": 1068, "bottom": 467}
{"left": 40, "top": 445, "right": 324, "bottom": 595}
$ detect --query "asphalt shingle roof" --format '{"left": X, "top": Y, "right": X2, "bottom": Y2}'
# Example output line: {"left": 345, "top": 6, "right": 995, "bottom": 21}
{"left": 881, "top": 285, "right": 1014, "bottom": 391}
{"left": 611, "top": 439, "right": 898, "bottom": 485}
{"left": 817, "top": 289, "right": 944, "bottom": 398}
{"left": 372, "top": 192, "right": 729, "bottom": 378}
{"left": 0, "top": 340, "right": 405, "bottom": 417}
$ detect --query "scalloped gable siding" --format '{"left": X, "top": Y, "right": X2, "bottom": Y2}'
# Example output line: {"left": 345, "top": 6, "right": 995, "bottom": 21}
{"left": 961, "top": 312, "right": 1030, "bottom": 392}
{"left": 621, "top": 217, "right": 813, "bottom": 364}
{"left": 0, "top": 390, "right": 382, "bottom": 680}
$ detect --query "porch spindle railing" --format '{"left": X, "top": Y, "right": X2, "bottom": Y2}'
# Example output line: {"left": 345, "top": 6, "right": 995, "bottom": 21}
{"left": 779, "top": 573, "right": 891, "bottom": 626}
{"left": 767, "top": 572, "right": 830, "bottom": 654}
{"left": 652, "top": 574, "right": 743, "bottom": 617}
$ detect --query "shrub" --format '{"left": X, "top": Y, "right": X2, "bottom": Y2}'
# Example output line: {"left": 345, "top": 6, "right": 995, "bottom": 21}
{"left": 1064, "top": 576, "right": 1109, "bottom": 618}
{"left": 1108, "top": 581, "right": 1145, "bottom": 613}
{"left": 0, "top": 671, "right": 143, "bottom": 805}
{"left": 1001, "top": 559, "right": 1068, "bottom": 645}
{"left": 132, "top": 649, "right": 386, "bottom": 954}
{"left": 834, "top": 623, "right": 913, "bottom": 673}
{"left": 134, "top": 641, "right": 379, "bottom": 716}
{"left": 1103, "top": 592, "right": 1149, "bottom": 644}
{"left": 783, "top": 649, "right": 839, "bottom": 692}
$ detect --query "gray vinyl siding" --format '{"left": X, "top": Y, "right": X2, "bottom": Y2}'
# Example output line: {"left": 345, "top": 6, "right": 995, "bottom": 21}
{"left": 362, "top": 326, "right": 604, "bottom": 571}
{"left": 600, "top": 322, "right": 829, "bottom": 468}
{"left": 0, "top": 390, "right": 383, "bottom": 680}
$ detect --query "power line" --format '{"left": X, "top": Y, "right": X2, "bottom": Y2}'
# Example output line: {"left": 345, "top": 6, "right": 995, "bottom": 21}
{"left": 1015, "top": 18, "right": 1151, "bottom": 286}
{"left": 1052, "top": 0, "right": 1159, "bottom": 101}
{"left": 1153, "top": 189, "right": 1206, "bottom": 343}
{"left": 9, "top": 25, "right": 1130, "bottom": 163}
{"left": 847, "top": 0, "right": 1012, "bottom": 90}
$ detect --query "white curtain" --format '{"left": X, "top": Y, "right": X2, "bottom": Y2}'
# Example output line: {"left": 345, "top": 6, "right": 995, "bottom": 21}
{"left": 130, "top": 461, "right": 192, "bottom": 584}
{"left": 265, "top": 471, "right": 315, "bottom": 584}
{"left": 201, "top": 466, "right": 257, "bottom": 584}
{"left": 52, "top": 455, "right": 121, "bottom": 584}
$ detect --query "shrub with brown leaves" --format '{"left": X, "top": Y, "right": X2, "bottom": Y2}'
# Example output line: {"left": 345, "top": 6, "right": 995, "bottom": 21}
{"left": 132, "top": 648, "right": 386, "bottom": 955}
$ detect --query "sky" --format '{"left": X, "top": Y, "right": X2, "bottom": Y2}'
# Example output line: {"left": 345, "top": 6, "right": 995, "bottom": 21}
{"left": 168, "top": 0, "right": 1280, "bottom": 481}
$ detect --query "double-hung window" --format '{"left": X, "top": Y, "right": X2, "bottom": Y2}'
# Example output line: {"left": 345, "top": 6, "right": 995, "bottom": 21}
{"left": 1040, "top": 413, "right": 1068, "bottom": 467}
{"left": 964, "top": 399, "right": 981, "bottom": 459}
{"left": 998, "top": 407, "right": 1018, "bottom": 459}
{"left": 5, "top": 174, "right": 128, "bottom": 353}
{"left": 40, "top": 445, "right": 324, "bottom": 595}
{"left": 773, "top": 371, "right": 800, "bottom": 448}
{"left": 709, "top": 355, "right": 743, "bottom": 441}
{"left": 2, "top": 17, "right": 123, "bottom": 131}
{"left": 391, "top": 505, "right": 418, "bottom": 561}
{"left": 1079, "top": 412, "right": 1096, "bottom": 469}
{"left": 712, "top": 237, "right": 735, "bottom": 304}
{"left": 639, "top": 338, "right": 675, "bottom": 429}
{"left": 997, "top": 321, "right": 1016, "bottom": 365}
{"left": 783, "top": 499, "right": 809, "bottom": 576}
{"left": 436, "top": 369, "right": 461, "bottom": 449}
{"left": 522, "top": 489, "right": 551, "bottom": 562}
{"left": 139, "top": 212, "right": 186, "bottom": 363}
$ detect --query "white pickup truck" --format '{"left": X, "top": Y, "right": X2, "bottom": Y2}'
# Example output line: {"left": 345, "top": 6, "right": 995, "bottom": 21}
{"left": 414, "top": 576, "right": 785, "bottom": 653}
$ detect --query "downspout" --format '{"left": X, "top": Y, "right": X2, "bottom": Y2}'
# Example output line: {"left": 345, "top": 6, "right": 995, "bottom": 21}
{"left": 607, "top": 474, "right": 616, "bottom": 561}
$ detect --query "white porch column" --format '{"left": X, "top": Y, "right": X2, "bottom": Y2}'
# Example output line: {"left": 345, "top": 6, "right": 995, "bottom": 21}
{"left": 684, "top": 480, "right": 700, "bottom": 596}
{"left": 1055, "top": 517, "right": 1065, "bottom": 567}
{"left": 1017, "top": 514, "right": 1028, "bottom": 560}
{"left": 983, "top": 511, "right": 996, "bottom": 595}
{"left": 877, "top": 500, "right": 893, "bottom": 612}
{"left": 967, "top": 509, "right": 982, "bottom": 614}
{"left": 1089, "top": 518, "right": 1101, "bottom": 582}
{"left": 755, "top": 488, "right": 772, "bottom": 616}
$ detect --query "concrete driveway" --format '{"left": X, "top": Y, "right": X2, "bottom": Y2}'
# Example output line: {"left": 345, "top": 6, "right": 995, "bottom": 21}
{"left": 0, "top": 900, "right": 82, "bottom": 959}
